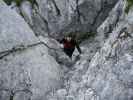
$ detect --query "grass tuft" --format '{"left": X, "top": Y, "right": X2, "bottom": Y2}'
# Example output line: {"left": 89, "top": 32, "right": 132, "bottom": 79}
{"left": 125, "top": 0, "right": 133, "bottom": 13}
{"left": 3, "top": 0, "right": 38, "bottom": 7}
{"left": 65, "top": 32, "right": 96, "bottom": 43}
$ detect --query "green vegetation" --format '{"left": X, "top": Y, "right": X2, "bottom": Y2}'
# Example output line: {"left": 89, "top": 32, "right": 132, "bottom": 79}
{"left": 3, "top": 0, "right": 21, "bottom": 6}
{"left": 3, "top": 0, "right": 38, "bottom": 7}
{"left": 66, "top": 32, "right": 96, "bottom": 43}
{"left": 125, "top": 0, "right": 133, "bottom": 13}
{"left": 3, "top": 0, "right": 13, "bottom": 5}
{"left": 77, "top": 32, "right": 95, "bottom": 43}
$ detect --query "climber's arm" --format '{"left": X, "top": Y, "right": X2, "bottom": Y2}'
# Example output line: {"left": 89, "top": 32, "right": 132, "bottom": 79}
{"left": 57, "top": 38, "right": 65, "bottom": 48}
{"left": 59, "top": 38, "right": 65, "bottom": 44}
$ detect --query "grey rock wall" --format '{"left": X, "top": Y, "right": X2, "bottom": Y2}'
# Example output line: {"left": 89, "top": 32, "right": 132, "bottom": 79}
{"left": 33, "top": 0, "right": 118, "bottom": 37}
{"left": 1, "top": 0, "right": 133, "bottom": 100}
{"left": 4, "top": 0, "right": 119, "bottom": 38}
{"left": 46, "top": 0, "right": 133, "bottom": 100}
{"left": 0, "top": 1, "right": 62, "bottom": 100}
{"left": 11, "top": 0, "right": 118, "bottom": 38}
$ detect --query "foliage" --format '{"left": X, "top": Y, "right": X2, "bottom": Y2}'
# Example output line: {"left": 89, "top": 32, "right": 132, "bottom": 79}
{"left": 125, "top": 0, "right": 133, "bottom": 13}
{"left": 3, "top": 0, "right": 13, "bottom": 5}
{"left": 3, "top": 0, "right": 38, "bottom": 7}
{"left": 77, "top": 32, "right": 96, "bottom": 43}
{"left": 66, "top": 32, "right": 96, "bottom": 43}
{"left": 3, "top": 0, "right": 21, "bottom": 6}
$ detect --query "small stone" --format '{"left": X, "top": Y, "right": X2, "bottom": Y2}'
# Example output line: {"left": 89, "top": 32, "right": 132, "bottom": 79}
{"left": 56, "top": 89, "right": 67, "bottom": 96}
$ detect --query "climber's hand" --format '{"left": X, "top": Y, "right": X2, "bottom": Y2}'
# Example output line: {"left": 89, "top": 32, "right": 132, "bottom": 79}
{"left": 60, "top": 44, "right": 64, "bottom": 48}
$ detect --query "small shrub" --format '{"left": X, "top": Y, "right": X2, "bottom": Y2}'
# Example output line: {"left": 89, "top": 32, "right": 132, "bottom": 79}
{"left": 3, "top": 0, "right": 38, "bottom": 7}
{"left": 3, "top": 0, "right": 13, "bottom": 5}
{"left": 66, "top": 32, "right": 96, "bottom": 43}
{"left": 15, "top": 0, "right": 21, "bottom": 6}
{"left": 125, "top": 0, "right": 133, "bottom": 13}
{"left": 77, "top": 32, "right": 96, "bottom": 43}
{"left": 3, "top": 0, "right": 22, "bottom": 6}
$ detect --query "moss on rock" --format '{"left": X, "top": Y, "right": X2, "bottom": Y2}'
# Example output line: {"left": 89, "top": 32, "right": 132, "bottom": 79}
{"left": 65, "top": 32, "right": 96, "bottom": 43}
{"left": 3, "top": 0, "right": 13, "bottom": 5}
{"left": 125, "top": 0, "right": 133, "bottom": 13}
{"left": 3, "top": 0, "right": 38, "bottom": 7}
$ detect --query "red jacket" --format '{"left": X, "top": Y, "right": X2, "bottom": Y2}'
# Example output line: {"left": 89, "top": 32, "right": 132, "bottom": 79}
{"left": 60, "top": 38, "right": 81, "bottom": 53}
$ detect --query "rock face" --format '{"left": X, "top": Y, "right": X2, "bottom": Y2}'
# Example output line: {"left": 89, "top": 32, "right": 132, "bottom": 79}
{"left": 11, "top": 0, "right": 118, "bottom": 37}
{"left": 0, "top": 1, "right": 62, "bottom": 100}
{"left": 4, "top": 0, "right": 119, "bottom": 38}
{"left": 46, "top": 0, "right": 133, "bottom": 100}
{"left": 83, "top": 21, "right": 133, "bottom": 100}
{"left": 20, "top": 1, "right": 33, "bottom": 25}
{"left": 1, "top": 0, "right": 133, "bottom": 100}
{"left": 32, "top": 0, "right": 118, "bottom": 37}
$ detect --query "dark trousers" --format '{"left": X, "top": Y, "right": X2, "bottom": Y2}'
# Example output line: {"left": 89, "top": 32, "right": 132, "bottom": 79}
{"left": 63, "top": 48, "right": 75, "bottom": 58}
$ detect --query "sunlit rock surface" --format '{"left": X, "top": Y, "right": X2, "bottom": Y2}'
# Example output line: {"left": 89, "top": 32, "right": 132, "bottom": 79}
{"left": 0, "top": 1, "right": 63, "bottom": 100}
{"left": 1, "top": 0, "right": 133, "bottom": 100}
{"left": 31, "top": 0, "right": 118, "bottom": 37}
{"left": 46, "top": 0, "right": 133, "bottom": 100}
{"left": 0, "top": 1, "right": 38, "bottom": 52}
{"left": 20, "top": 1, "right": 33, "bottom": 25}
{"left": 5, "top": 0, "right": 118, "bottom": 37}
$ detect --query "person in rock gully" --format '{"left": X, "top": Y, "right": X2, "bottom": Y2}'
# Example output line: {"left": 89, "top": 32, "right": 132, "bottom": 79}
{"left": 59, "top": 34, "right": 82, "bottom": 59}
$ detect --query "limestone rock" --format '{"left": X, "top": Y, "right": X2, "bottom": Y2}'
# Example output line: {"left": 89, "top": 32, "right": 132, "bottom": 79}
{"left": 0, "top": 1, "right": 63, "bottom": 100}
{"left": 32, "top": 0, "right": 118, "bottom": 37}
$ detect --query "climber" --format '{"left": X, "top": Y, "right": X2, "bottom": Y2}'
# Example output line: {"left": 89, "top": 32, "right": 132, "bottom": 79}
{"left": 59, "top": 34, "right": 82, "bottom": 59}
